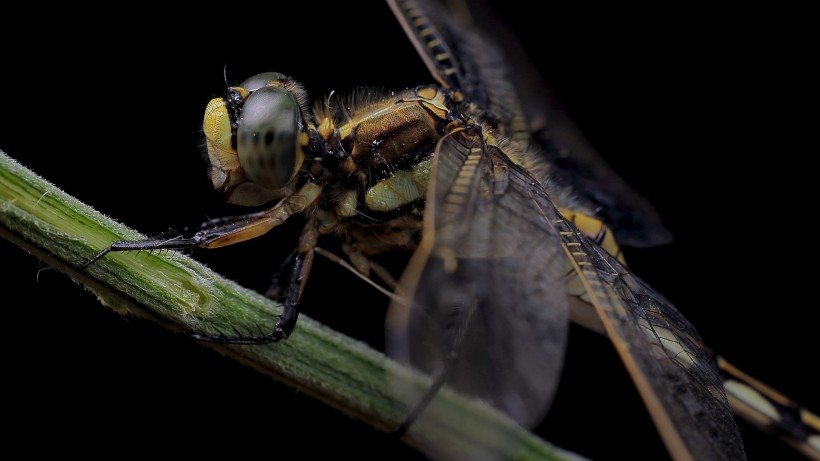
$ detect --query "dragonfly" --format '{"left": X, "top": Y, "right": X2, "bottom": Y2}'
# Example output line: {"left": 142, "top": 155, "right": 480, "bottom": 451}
{"left": 1, "top": 0, "right": 812, "bottom": 460}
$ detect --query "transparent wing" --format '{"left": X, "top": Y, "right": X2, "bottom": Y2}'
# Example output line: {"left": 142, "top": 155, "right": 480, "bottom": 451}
{"left": 387, "top": 128, "right": 746, "bottom": 460}
{"left": 387, "top": 0, "right": 673, "bottom": 247}
{"left": 387, "top": 0, "right": 528, "bottom": 140}
{"left": 386, "top": 130, "right": 570, "bottom": 460}
{"left": 547, "top": 204, "right": 748, "bottom": 460}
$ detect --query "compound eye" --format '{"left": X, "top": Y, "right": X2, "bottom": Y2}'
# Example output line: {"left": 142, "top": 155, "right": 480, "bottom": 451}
{"left": 236, "top": 85, "right": 303, "bottom": 190}
{"left": 239, "top": 72, "right": 287, "bottom": 92}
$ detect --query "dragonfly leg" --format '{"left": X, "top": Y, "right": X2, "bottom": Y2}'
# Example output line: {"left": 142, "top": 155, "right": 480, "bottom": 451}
{"left": 193, "top": 218, "right": 319, "bottom": 344}
{"left": 265, "top": 248, "right": 298, "bottom": 300}
{"left": 391, "top": 355, "right": 455, "bottom": 439}
{"left": 341, "top": 242, "right": 399, "bottom": 290}
{"left": 391, "top": 292, "right": 476, "bottom": 438}
{"left": 76, "top": 212, "right": 277, "bottom": 270}
{"left": 77, "top": 182, "right": 322, "bottom": 270}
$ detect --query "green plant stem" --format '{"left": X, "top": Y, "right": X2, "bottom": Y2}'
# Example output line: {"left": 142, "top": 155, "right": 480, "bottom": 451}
{"left": 0, "top": 150, "right": 584, "bottom": 461}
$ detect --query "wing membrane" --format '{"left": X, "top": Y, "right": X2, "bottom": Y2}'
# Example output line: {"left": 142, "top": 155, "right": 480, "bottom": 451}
{"left": 388, "top": 2, "right": 745, "bottom": 458}
{"left": 387, "top": 0, "right": 528, "bottom": 140}
{"left": 548, "top": 205, "right": 747, "bottom": 460}
{"left": 388, "top": 0, "right": 673, "bottom": 247}
{"left": 388, "top": 128, "right": 746, "bottom": 460}
{"left": 386, "top": 130, "right": 570, "bottom": 451}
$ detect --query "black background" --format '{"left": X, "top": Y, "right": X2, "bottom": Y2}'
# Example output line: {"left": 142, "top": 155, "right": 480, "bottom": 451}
{"left": 1, "top": 2, "right": 814, "bottom": 460}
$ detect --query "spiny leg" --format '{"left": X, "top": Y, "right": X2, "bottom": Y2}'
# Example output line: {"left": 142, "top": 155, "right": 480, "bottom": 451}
{"left": 76, "top": 213, "right": 279, "bottom": 270}
{"left": 312, "top": 244, "right": 462, "bottom": 435}
{"left": 76, "top": 235, "right": 195, "bottom": 271}
{"left": 341, "top": 242, "right": 399, "bottom": 290}
{"left": 76, "top": 183, "right": 324, "bottom": 344}
{"left": 265, "top": 248, "right": 298, "bottom": 300}
{"left": 193, "top": 218, "right": 319, "bottom": 344}
{"left": 77, "top": 182, "right": 322, "bottom": 270}
{"left": 193, "top": 249, "right": 314, "bottom": 344}
{"left": 197, "top": 232, "right": 404, "bottom": 344}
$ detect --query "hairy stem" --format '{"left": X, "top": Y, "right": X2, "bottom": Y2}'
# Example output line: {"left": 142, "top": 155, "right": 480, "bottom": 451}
{"left": 0, "top": 151, "right": 582, "bottom": 461}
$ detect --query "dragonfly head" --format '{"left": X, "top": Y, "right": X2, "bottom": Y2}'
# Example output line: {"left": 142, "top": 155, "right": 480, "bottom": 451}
{"left": 203, "top": 72, "right": 309, "bottom": 205}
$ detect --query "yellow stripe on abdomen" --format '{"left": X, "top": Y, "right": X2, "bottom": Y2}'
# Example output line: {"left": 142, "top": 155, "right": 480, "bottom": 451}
{"left": 559, "top": 209, "right": 623, "bottom": 307}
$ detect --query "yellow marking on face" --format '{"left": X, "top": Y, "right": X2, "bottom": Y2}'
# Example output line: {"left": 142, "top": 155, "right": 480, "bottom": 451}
{"left": 203, "top": 98, "right": 239, "bottom": 172}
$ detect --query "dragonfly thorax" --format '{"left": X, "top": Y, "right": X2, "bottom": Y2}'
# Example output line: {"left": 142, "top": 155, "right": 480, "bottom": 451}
{"left": 204, "top": 74, "right": 459, "bottom": 225}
